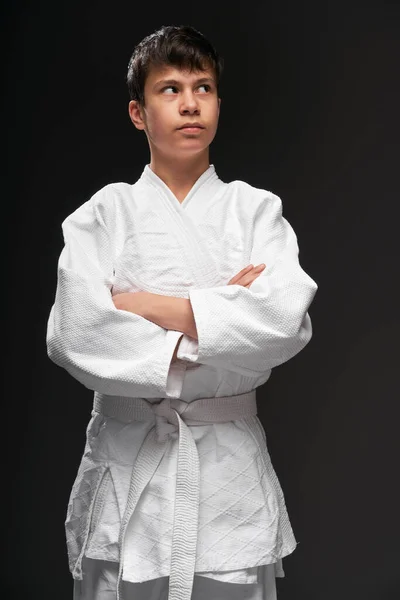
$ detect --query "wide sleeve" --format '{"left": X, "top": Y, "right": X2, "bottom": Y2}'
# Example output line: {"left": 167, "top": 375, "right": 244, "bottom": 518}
{"left": 176, "top": 192, "right": 318, "bottom": 377}
{"left": 46, "top": 185, "right": 184, "bottom": 398}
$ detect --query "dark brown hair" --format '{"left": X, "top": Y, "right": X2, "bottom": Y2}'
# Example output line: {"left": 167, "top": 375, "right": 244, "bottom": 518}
{"left": 126, "top": 25, "right": 224, "bottom": 106}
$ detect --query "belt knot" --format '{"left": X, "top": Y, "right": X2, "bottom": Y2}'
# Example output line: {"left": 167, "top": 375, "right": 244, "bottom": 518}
{"left": 152, "top": 398, "right": 189, "bottom": 443}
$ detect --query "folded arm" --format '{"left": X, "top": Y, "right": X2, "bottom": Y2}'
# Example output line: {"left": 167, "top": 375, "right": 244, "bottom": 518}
{"left": 46, "top": 186, "right": 184, "bottom": 397}
{"left": 170, "top": 193, "right": 318, "bottom": 376}
{"left": 111, "top": 291, "right": 197, "bottom": 366}
{"left": 112, "top": 292, "right": 198, "bottom": 341}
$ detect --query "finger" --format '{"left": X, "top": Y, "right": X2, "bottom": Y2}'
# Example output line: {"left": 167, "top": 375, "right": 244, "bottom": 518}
{"left": 229, "top": 264, "right": 254, "bottom": 285}
{"left": 238, "top": 264, "right": 254, "bottom": 276}
{"left": 240, "top": 265, "right": 266, "bottom": 286}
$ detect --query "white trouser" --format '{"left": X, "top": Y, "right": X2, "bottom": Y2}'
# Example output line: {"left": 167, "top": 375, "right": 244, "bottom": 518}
{"left": 73, "top": 557, "right": 278, "bottom": 600}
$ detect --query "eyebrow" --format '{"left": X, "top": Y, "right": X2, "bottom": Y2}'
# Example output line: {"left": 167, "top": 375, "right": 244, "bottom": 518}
{"left": 154, "top": 77, "right": 215, "bottom": 89}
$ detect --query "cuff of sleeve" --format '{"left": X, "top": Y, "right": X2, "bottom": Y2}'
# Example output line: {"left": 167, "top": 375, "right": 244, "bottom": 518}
{"left": 176, "top": 334, "right": 199, "bottom": 362}
{"left": 165, "top": 330, "right": 187, "bottom": 398}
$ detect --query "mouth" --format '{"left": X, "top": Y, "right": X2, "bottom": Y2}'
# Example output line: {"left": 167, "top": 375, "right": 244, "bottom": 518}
{"left": 178, "top": 126, "right": 204, "bottom": 133}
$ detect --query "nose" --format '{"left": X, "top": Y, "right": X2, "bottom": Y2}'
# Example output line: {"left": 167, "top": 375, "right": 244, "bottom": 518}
{"left": 180, "top": 89, "right": 200, "bottom": 114}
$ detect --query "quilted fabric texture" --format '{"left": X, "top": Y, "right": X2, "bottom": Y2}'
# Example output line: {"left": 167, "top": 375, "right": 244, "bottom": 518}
{"left": 47, "top": 163, "right": 318, "bottom": 586}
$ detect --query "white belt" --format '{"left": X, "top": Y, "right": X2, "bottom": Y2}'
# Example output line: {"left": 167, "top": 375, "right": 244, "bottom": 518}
{"left": 93, "top": 390, "right": 258, "bottom": 600}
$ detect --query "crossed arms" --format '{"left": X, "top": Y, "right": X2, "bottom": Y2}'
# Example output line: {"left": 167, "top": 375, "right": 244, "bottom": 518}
{"left": 112, "top": 291, "right": 198, "bottom": 361}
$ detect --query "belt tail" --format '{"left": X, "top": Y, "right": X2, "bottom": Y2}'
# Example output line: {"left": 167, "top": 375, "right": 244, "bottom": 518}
{"left": 116, "top": 427, "right": 169, "bottom": 600}
{"left": 168, "top": 411, "right": 201, "bottom": 600}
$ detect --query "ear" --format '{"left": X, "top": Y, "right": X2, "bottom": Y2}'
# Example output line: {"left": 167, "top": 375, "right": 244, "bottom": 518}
{"left": 128, "top": 100, "right": 146, "bottom": 130}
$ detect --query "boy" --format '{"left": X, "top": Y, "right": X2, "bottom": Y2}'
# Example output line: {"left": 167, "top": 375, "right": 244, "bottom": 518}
{"left": 46, "top": 24, "right": 318, "bottom": 600}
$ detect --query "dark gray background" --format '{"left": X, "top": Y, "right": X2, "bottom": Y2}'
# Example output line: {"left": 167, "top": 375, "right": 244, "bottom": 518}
{"left": 4, "top": 1, "right": 400, "bottom": 598}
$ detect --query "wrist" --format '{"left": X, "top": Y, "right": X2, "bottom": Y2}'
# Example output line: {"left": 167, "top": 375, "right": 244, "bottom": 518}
{"left": 144, "top": 293, "right": 196, "bottom": 338}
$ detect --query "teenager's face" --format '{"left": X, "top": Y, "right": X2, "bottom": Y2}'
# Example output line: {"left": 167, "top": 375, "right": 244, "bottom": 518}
{"left": 128, "top": 64, "right": 221, "bottom": 159}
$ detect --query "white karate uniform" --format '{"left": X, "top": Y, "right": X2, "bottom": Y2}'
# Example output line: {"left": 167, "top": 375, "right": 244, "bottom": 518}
{"left": 46, "top": 163, "right": 318, "bottom": 599}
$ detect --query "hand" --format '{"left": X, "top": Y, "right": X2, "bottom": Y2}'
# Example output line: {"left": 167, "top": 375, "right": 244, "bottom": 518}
{"left": 111, "top": 291, "right": 151, "bottom": 317}
{"left": 228, "top": 263, "right": 266, "bottom": 288}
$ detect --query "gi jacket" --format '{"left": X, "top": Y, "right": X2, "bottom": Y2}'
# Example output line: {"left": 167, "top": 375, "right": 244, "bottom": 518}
{"left": 46, "top": 163, "right": 318, "bottom": 585}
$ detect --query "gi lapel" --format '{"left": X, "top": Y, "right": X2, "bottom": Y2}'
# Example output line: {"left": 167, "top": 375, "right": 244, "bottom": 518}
{"left": 138, "top": 164, "right": 228, "bottom": 289}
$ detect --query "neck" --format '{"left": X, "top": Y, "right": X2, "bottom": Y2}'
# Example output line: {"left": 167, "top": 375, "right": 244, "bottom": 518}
{"left": 149, "top": 151, "right": 210, "bottom": 195}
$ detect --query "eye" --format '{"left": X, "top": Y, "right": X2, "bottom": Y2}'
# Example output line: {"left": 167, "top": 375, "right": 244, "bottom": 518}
{"left": 163, "top": 86, "right": 178, "bottom": 94}
{"left": 161, "top": 84, "right": 212, "bottom": 94}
